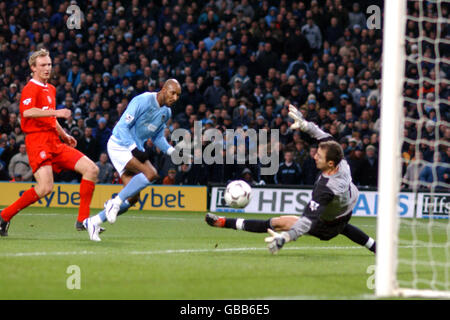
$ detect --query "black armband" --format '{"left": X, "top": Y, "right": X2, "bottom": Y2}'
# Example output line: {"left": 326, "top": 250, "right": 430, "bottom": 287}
{"left": 131, "top": 147, "right": 148, "bottom": 163}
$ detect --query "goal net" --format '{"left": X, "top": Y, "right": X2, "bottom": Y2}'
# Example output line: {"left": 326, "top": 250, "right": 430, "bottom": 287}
{"left": 376, "top": 0, "right": 450, "bottom": 298}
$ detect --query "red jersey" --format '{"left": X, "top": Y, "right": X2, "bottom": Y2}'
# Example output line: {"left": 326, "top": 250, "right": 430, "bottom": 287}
{"left": 20, "top": 79, "right": 57, "bottom": 134}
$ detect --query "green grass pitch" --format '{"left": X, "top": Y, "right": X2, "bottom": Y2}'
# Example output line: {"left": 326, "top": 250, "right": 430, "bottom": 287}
{"left": 0, "top": 207, "right": 446, "bottom": 299}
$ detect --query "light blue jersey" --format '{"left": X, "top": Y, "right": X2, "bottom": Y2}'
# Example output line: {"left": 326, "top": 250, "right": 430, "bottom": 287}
{"left": 111, "top": 92, "right": 172, "bottom": 153}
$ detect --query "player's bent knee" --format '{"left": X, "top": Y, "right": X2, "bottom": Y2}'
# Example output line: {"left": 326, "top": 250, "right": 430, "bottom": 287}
{"left": 143, "top": 166, "right": 158, "bottom": 182}
{"left": 76, "top": 157, "right": 99, "bottom": 180}
{"left": 35, "top": 184, "right": 54, "bottom": 197}
{"left": 89, "top": 164, "right": 100, "bottom": 178}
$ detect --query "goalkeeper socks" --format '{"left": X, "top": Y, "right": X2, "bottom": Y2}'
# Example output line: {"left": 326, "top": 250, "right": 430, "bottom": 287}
{"left": 241, "top": 219, "right": 273, "bottom": 233}
{"left": 98, "top": 200, "right": 131, "bottom": 223}
{"left": 1, "top": 187, "right": 40, "bottom": 222}
{"left": 224, "top": 218, "right": 272, "bottom": 233}
{"left": 117, "top": 173, "right": 151, "bottom": 202}
{"left": 341, "top": 224, "right": 376, "bottom": 253}
{"left": 77, "top": 179, "right": 95, "bottom": 223}
{"left": 366, "top": 238, "right": 376, "bottom": 253}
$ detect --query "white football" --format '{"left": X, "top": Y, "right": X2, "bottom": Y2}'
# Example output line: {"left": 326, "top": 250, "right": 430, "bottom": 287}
{"left": 224, "top": 180, "right": 252, "bottom": 208}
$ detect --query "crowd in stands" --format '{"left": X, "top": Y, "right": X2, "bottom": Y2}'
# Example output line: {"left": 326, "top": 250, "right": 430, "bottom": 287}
{"left": 0, "top": 0, "right": 448, "bottom": 190}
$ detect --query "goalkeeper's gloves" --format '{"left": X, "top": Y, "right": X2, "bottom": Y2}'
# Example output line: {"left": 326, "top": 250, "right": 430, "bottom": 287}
{"left": 288, "top": 104, "right": 308, "bottom": 131}
{"left": 131, "top": 147, "right": 149, "bottom": 163}
{"left": 264, "top": 229, "right": 291, "bottom": 254}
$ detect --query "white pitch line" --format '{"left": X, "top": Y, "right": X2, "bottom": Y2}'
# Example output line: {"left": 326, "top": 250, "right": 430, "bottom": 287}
{"left": 0, "top": 245, "right": 364, "bottom": 258}
{"left": 0, "top": 243, "right": 438, "bottom": 258}
{"left": 130, "top": 245, "right": 364, "bottom": 255}
{"left": 0, "top": 250, "right": 97, "bottom": 257}
{"left": 19, "top": 213, "right": 193, "bottom": 221}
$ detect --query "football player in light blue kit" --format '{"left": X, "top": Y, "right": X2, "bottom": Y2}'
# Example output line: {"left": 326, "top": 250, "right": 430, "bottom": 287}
{"left": 83, "top": 79, "right": 181, "bottom": 241}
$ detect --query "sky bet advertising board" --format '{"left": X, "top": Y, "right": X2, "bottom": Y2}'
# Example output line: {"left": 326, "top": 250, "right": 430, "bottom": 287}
{"left": 0, "top": 183, "right": 207, "bottom": 212}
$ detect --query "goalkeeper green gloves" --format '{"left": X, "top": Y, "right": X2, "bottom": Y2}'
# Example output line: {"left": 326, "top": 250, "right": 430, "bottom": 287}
{"left": 264, "top": 229, "right": 291, "bottom": 254}
{"left": 288, "top": 104, "right": 309, "bottom": 131}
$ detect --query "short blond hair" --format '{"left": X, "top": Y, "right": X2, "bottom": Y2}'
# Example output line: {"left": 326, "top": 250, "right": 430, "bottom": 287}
{"left": 28, "top": 48, "right": 50, "bottom": 67}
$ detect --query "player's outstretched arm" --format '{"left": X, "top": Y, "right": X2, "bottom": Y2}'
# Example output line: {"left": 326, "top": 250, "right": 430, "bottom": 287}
{"left": 288, "top": 104, "right": 333, "bottom": 142}
{"left": 153, "top": 130, "right": 175, "bottom": 156}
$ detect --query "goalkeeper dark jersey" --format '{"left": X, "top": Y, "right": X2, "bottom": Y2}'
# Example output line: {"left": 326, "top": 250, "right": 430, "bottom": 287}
{"left": 286, "top": 123, "right": 359, "bottom": 241}
{"left": 303, "top": 158, "right": 359, "bottom": 222}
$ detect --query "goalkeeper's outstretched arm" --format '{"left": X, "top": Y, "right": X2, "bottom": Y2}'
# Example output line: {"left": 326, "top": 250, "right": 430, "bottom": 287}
{"left": 288, "top": 104, "right": 334, "bottom": 143}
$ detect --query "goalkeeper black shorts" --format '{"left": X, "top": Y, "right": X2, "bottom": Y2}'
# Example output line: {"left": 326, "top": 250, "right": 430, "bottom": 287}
{"left": 308, "top": 213, "right": 352, "bottom": 241}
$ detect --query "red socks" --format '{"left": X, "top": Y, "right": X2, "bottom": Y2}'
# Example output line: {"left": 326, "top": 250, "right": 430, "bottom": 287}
{"left": 1, "top": 180, "right": 95, "bottom": 223}
{"left": 1, "top": 188, "right": 40, "bottom": 222}
{"left": 77, "top": 179, "right": 95, "bottom": 222}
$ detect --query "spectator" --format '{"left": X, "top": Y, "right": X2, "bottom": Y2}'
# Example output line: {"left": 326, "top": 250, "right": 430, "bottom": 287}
{"left": 347, "top": 145, "right": 365, "bottom": 186}
{"left": 257, "top": 42, "right": 279, "bottom": 76}
{"left": 348, "top": 3, "right": 367, "bottom": 30}
{"left": 302, "top": 145, "right": 319, "bottom": 185}
{"left": 113, "top": 54, "right": 130, "bottom": 79}
{"left": 0, "top": 91, "right": 10, "bottom": 110}
{"left": 203, "top": 76, "right": 226, "bottom": 108}
{"left": 8, "top": 143, "right": 33, "bottom": 181}
{"left": 77, "top": 127, "right": 100, "bottom": 162}
{"left": 96, "top": 152, "right": 114, "bottom": 184}
{"left": 326, "top": 16, "right": 344, "bottom": 44}
{"left": 175, "top": 104, "right": 195, "bottom": 130}
{"left": 179, "top": 82, "right": 204, "bottom": 111}
{"left": 233, "top": 0, "right": 255, "bottom": 19}
{"left": 359, "top": 145, "right": 378, "bottom": 187}
{"left": 301, "top": 16, "right": 322, "bottom": 53}
{"left": 265, "top": 6, "right": 278, "bottom": 27}
{"left": 419, "top": 153, "right": 450, "bottom": 191}
{"left": 402, "top": 151, "right": 425, "bottom": 189}
{"left": 203, "top": 30, "right": 220, "bottom": 52}
{"left": 241, "top": 167, "right": 257, "bottom": 186}
{"left": 175, "top": 163, "right": 197, "bottom": 185}
{"left": 163, "top": 168, "right": 177, "bottom": 185}
{"left": 93, "top": 117, "right": 112, "bottom": 153}
{"left": 274, "top": 150, "right": 303, "bottom": 185}
{"left": 107, "top": 167, "right": 119, "bottom": 183}
{"left": 67, "top": 62, "right": 82, "bottom": 88}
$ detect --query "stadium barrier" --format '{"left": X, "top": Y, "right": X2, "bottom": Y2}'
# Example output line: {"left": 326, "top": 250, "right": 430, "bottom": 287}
{"left": 0, "top": 182, "right": 207, "bottom": 212}
{"left": 209, "top": 185, "right": 449, "bottom": 218}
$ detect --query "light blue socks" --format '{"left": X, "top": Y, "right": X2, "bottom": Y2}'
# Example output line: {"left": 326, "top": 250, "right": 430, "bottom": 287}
{"left": 117, "top": 173, "right": 151, "bottom": 202}
{"left": 98, "top": 200, "right": 131, "bottom": 223}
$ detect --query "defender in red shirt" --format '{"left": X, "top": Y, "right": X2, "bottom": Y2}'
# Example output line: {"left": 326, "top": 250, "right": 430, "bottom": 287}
{"left": 0, "top": 49, "right": 99, "bottom": 236}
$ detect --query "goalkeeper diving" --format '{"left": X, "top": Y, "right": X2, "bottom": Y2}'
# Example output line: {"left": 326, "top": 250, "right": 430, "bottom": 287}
{"left": 206, "top": 104, "right": 377, "bottom": 254}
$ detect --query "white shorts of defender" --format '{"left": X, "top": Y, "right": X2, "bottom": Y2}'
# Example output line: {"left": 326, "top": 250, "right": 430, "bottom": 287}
{"left": 107, "top": 138, "right": 137, "bottom": 177}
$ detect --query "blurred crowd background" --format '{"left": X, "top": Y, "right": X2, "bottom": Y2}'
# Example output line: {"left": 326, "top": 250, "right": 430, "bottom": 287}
{"left": 0, "top": 0, "right": 448, "bottom": 190}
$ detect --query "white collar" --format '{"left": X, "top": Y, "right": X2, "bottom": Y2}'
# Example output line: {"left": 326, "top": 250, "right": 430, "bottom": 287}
{"left": 30, "top": 78, "right": 48, "bottom": 87}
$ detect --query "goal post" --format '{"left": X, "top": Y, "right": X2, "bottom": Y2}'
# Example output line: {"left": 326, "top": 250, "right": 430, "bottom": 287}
{"left": 376, "top": 0, "right": 450, "bottom": 298}
{"left": 376, "top": 0, "right": 407, "bottom": 298}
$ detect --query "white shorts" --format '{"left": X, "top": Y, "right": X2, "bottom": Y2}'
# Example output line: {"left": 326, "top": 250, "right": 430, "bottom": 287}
{"left": 107, "top": 137, "right": 137, "bottom": 177}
